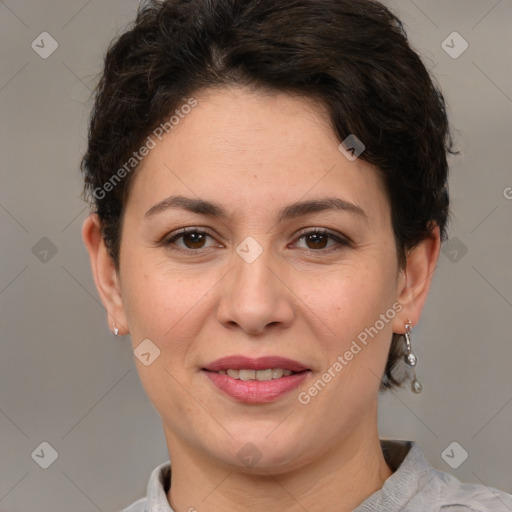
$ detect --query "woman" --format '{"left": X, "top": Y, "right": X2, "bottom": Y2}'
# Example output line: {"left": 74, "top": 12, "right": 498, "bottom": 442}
{"left": 81, "top": 0, "right": 512, "bottom": 510}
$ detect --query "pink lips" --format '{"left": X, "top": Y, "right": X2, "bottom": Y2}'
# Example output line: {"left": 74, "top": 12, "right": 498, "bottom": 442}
{"left": 202, "top": 355, "right": 311, "bottom": 404}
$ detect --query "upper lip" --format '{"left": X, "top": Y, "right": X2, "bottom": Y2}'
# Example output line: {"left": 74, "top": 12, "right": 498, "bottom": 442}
{"left": 203, "top": 355, "right": 309, "bottom": 372}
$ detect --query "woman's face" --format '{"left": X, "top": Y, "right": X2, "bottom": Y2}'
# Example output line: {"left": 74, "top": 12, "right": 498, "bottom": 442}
{"left": 114, "top": 86, "right": 409, "bottom": 472}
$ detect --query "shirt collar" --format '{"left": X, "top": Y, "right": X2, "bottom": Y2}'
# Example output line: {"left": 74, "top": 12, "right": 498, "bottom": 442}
{"left": 145, "top": 460, "right": 173, "bottom": 512}
{"left": 354, "top": 440, "right": 436, "bottom": 511}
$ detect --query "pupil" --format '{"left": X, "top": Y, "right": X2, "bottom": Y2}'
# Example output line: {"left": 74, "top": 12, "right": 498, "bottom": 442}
{"left": 186, "top": 232, "right": 204, "bottom": 248}
{"left": 308, "top": 233, "right": 327, "bottom": 249}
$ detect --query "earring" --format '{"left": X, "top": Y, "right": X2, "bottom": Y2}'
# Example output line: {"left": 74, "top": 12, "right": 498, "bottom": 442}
{"left": 112, "top": 322, "right": 119, "bottom": 336}
{"left": 404, "top": 320, "right": 422, "bottom": 394}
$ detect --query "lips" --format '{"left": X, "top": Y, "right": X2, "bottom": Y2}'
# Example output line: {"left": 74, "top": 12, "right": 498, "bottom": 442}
{"left": 202, "top": 355, "right": 309, "bottom": 373}
{"left": 201, "top": 355, "right": 311, "bottom": 403}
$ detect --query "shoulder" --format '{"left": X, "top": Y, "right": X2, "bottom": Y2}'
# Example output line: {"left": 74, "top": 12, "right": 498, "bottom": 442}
{"left": 378, "top": 440, "right": 512, "bottom": 512}
{"left": 429, "top": 466, "right": 512, "bottom": 512}
{"left": 118, "top": 460, "right": 172, "bottom": 512}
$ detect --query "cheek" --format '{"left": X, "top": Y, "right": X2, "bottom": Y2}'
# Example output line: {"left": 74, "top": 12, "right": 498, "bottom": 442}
{"left": 123, "top": 276, "right": 183, "bottom": 339}
{"left": 120, "top": 269, "right": 202, "bottom": 410}
{"left": 302, "top": 258, "right": 397, "bottom": 341}
{"left": 120, "top": 259, "right": 216, "bottom": 356}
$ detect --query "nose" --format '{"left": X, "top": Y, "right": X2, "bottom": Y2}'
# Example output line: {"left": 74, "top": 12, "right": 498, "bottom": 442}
{"left": 216, "top": 242, "right": 295, "bottom": 335}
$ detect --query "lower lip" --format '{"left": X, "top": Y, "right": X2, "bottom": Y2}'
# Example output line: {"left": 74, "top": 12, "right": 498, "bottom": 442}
{"left": 203, "top": 370, "right": 311, "bottom": 403}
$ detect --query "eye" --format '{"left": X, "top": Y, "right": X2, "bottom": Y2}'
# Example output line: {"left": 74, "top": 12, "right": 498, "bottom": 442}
{"left": 163, "top": 228, "right": 217, "bottom": 252}
{"left": 162, "top": 227, "right": 351, "bottom": 254}
{"left": 293, "top": 228, "right": 351, "bottom": 252}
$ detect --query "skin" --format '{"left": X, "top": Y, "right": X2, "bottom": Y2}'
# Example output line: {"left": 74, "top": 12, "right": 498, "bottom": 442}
{"left": 82, "top": 85, "right": 440, "bottom": 512}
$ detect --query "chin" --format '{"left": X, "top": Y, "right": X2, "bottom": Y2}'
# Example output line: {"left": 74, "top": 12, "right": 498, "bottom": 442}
{"left": 210, "top": 433, "right": 312, "bottom": 474}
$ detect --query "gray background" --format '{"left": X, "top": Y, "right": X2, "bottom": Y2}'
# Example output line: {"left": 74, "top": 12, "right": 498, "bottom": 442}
{"left": 1, "top": 0, "right": 511, "bottom": 511}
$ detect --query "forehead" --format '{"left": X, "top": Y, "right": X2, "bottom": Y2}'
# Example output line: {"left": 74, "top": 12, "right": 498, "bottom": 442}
{"left": 126, "top": 86, "right": 390, "bottom": 228}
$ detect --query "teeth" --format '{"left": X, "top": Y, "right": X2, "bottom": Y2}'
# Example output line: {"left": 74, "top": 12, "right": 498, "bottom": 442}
{"left": 272, "top": 368, "right": 284, "bottom": 379}
{"left": 256, "top": 369, "right": 273, "bottom": 381}
{"left": 238, "top": 369, "right": 256, "bottom": 381}
{"left": 219, "top": 368, "right": 295, "bottom": 381}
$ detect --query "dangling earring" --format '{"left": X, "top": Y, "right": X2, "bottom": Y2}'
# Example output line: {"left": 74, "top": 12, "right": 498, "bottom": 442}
{"left": 404, "top": 320, "right": 422, "bottom": 394}
{"left": 112, "top": 322, "right": 119, "bottom": 336}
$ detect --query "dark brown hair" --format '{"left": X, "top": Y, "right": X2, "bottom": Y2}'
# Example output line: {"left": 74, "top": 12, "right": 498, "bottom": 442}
{"left": 81, "top": 0, "right": 456, "bottom": 390}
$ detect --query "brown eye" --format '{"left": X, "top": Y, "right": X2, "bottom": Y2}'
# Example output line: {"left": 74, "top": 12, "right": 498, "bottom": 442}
{"left": 164, "top": 229, "right": 216, "bottom": 252}
{"left": 304, "top": 232, "right": 330, "bottom": 250}
{"left": 163, "top": 227, "right": 350, "bottom": 254}
{"left": 294, "top": 229, "right": 351, "bottom": 252}
{"left": 180, "top": 231, "right": 208, "bottom": 249}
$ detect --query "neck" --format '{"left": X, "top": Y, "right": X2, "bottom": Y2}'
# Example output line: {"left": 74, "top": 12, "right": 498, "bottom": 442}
{"left": 164, "top": 411, "right": 393, "bottom": 512}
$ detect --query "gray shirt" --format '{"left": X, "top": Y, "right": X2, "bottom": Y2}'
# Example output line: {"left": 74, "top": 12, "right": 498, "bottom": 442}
{"left": 120, "top": 439, "right": 512, "bottom": 511}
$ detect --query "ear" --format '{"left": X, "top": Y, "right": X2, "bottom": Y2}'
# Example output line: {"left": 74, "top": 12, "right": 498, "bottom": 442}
{"left": 392, "top": 224, "right": 441, "bottom": 334}
{"left": 81, "top": 213, "right": 129, "bottom": 335}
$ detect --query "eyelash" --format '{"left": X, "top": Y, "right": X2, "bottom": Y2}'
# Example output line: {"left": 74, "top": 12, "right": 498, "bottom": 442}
{"left": 161, "top": 227, "right": 352, "bottom": 254}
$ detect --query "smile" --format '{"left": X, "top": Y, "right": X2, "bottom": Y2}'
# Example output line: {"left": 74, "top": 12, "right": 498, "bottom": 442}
{"left": 214, "top": 368, "right": 295, "bottom": 380}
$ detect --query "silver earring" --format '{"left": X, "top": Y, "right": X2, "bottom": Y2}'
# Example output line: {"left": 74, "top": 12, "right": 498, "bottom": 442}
{"left": 404, "top": 320, "right": 422, "bottom": 394}
{"left": 112, "top": 322, "right": 119, "bottom": 336}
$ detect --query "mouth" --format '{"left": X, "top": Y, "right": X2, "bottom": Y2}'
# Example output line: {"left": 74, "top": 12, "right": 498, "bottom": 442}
{"left": 201, "top": 355, "right": 311, "bottom": 403}
{"left": 203, "top": 367, "right": 304, "bottom": 381}
{"left": 202, "top": 354, "right": 309, "bottom": 374}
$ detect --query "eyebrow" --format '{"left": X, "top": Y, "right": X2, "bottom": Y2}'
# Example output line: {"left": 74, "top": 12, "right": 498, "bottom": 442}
{"left": 144, "top": 195, "right": 367, "bottom": 223}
